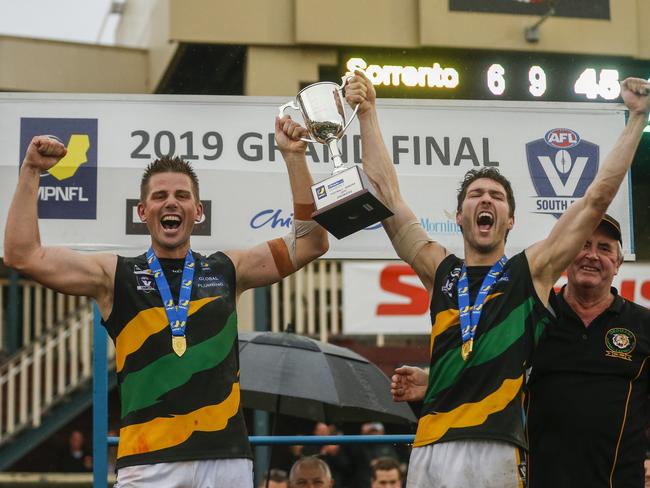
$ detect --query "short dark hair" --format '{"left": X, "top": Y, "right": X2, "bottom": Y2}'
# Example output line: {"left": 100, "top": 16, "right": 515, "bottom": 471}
{"left": 456, "top": 167, "right": 515, "bottom": 218}
{"left": 140, "top": 156, "right": 200, "bottom": 202}
{"left": 259, "top": 468, "right": 289, "bottom": 487}
{"left": 371, "top": 457, "right": 401, "bottom": 480}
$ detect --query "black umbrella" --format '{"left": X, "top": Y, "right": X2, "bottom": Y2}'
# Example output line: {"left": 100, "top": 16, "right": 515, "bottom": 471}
{"left": 238, "top": 331, "right": 417, "bottom": 424}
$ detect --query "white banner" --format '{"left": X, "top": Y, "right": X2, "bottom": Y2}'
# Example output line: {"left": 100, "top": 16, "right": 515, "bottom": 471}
{"left": 343, "top": 261, "right": 650, "bottom": 335}
{"left": 0, "top": 93, "right": 632, "bottom": 259}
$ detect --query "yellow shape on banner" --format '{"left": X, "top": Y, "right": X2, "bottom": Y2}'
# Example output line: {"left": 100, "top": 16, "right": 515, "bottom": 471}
{"left": 47, "top": 134, "right": 90, "bottom": 181}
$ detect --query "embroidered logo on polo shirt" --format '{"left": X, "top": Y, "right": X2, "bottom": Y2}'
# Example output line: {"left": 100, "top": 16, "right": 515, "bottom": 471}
{"left": 605, "top": 327, "right": 636, "bottom": 361}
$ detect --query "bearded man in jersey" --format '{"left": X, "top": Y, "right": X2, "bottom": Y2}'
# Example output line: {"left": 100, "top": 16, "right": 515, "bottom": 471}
{"left": 345, "top": 70, "right": 650, "bottom": 487}
{"left": 3, "top": 116, "right": 328, "bottom": 487}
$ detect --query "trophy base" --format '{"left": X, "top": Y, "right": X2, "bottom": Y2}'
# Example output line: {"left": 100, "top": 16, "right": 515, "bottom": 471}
{"left": 311, "top": 166, "right": 393, "bottom": 239}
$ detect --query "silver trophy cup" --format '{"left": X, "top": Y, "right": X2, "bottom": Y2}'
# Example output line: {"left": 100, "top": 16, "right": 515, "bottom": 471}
{"left": 279, "top": 77, "right": 393, "bottom": 239}
{"left": 279, "top": 78, "right": 356, "bottom": 173}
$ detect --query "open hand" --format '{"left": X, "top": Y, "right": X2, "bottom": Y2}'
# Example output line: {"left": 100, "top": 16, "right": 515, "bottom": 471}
{"left": 391, "top": 365, "right": 428, "bottom": 402}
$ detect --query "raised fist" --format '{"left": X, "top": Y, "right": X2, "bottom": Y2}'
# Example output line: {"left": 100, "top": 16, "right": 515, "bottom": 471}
{"left": 23, "top": 135, "right": 67, "bottom": 172}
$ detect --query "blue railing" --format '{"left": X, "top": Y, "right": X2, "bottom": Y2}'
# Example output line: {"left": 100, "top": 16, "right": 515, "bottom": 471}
{"left": 106, "top": 434, "right": 415, "bottom": 447}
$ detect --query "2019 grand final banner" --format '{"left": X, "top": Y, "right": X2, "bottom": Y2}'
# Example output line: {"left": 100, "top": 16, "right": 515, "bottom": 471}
{"left": 0, "top": 93, "right": 632, "bottom": 259}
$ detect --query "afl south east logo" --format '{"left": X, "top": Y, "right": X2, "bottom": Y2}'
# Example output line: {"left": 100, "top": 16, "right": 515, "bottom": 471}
{"left": 605, "top": 327, "right": 636, "bottom": 361}
{"left": 526, "top": 128, "right": 599, "bottom": 218}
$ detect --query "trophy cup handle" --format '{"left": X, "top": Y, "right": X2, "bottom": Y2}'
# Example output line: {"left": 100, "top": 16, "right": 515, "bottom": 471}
{"left": 278, "top": 100, "right": 317, "bottom": 143}
{"left": 339, "top": 75, "right": 360, "bottom": 133}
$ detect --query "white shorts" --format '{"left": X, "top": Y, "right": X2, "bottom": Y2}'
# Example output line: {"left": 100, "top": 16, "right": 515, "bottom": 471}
{"left": 406, "top": 440, "right": 525, "bottom": 488}
{"left": 115, "top": 458, "right": 253, "bottom": 488}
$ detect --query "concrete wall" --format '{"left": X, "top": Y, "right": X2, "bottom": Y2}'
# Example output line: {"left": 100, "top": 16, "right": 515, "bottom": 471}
{"left": 168, "top": 0, "right": 648, "bottom": 58}
{"left": 0, "top": 36, "right": 147, "bottom": 93}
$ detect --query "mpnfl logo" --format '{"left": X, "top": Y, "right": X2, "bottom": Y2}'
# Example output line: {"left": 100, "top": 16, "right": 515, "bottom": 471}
{"left": 526, "top": 128, "right": 599, "bottom": 218}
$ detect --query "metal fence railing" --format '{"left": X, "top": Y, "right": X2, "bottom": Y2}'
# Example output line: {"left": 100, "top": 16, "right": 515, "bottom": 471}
{"left": 0, "top": 299, "right": 115, "bottom": 445}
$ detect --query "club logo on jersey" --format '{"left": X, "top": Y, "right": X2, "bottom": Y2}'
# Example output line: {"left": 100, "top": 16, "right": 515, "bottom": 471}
{"left": 605, "top": 327, "right": 636, "bottom": 361}
{"left": 136, "top": 274, "right": 156, "bottom": 292}
{"left": 20, "top": 118, "right": 98, "bottom": 219}
{"left": 441, "top": 266, "right": 462, "bottom": 298}
{"left": 526, "top": 128, "right": 599, "bottom": 218}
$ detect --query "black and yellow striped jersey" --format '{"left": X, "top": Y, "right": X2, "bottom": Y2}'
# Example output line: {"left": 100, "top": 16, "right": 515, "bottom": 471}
{"left": 103, "top": 251, "right": 252, "bottom": 469}
{"left": 415, "top": 251, "right": 551, "bottom": 449}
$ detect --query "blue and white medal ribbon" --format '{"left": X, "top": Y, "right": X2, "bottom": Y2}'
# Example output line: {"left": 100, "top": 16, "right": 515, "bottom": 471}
{"left": 457, "top": 255, "right": 507, "bottom": 361}
{"left": 146, "top": 247, "right": 195, "bottom": 357}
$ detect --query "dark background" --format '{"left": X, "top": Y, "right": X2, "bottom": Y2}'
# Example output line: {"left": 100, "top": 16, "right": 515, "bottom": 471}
{"left": 449, "top": 0, "right": 610, "bottom": 19}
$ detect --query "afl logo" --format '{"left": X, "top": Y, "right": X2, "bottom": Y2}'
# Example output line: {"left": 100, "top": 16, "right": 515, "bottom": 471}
{"left": 544, "top": 128, "right": 580, "bottom": 149}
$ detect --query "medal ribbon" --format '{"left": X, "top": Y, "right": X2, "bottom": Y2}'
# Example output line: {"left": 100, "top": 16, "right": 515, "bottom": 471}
{"left": 146, "top": 247, "right": 195, "bottom": 338}
{"left": 457, "top": 255, "right": 508, "bottom": 349}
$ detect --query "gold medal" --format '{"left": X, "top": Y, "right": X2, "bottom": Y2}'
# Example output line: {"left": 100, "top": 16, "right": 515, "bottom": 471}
{"left": 461, "top": 339, "right": 473, "bottom": 361}
{"left": 172, "top": 335, "right": 187, "bottom": 357}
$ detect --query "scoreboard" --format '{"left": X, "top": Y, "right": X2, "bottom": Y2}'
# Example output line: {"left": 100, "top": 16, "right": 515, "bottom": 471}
{"left": 338, "top": 48, "right": 650, "bottom": 105}
{"left": 332, "top": 46, "right": 650, "bottom": 259}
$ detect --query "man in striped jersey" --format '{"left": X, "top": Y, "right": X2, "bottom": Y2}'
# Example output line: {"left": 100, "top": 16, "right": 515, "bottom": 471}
{"left": 345, "top": 70, "right": 649, "bottom": 487}
{"left": 3, "top": 116, "right": 329, "bottom": 487}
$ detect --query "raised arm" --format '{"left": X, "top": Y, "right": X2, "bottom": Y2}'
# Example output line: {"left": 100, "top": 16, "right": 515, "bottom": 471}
{"left": 345, "top": 71, "right": 448, "bottom": 294}
{"left": 228, "top": 116, "right": 329, "bottom": 294}
{"left": 3, "top": 136, "right": 116, "bottom": 317}
{"left": 527, "top": 78, "right": 650, "bottom": 302}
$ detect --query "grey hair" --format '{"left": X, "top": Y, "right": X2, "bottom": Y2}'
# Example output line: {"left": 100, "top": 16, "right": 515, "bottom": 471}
{"left": 289, "top": 456, "right": 331, "bottom": 482}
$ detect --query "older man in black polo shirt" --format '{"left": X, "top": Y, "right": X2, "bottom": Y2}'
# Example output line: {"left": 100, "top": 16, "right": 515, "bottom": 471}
{"left": 526, "top": 214, "right": 650, "bottom": 487}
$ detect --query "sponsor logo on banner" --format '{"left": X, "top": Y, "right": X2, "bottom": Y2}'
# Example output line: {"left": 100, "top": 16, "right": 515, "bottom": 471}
{"left": 249, "top": 207, "right": 382, "bottom": 231}
{"left": 125, "top": 199, "right": 212, "bottom": 235}
{"left": 605, "top": 327, "right": 636, "bottom": 361}
{"left": 526, "top": 128, "right": 599, "bottom": 218}
{"left": 20, "top": 118, "right": 98, "bottom": 219}
{"left": 420, "top": 210, "right": 462, "bottom": 236}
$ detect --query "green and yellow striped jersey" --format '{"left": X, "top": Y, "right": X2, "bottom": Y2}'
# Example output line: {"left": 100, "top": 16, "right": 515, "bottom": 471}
{"left": 415, "top": 251, "right": 551, "bottom": 449}
{"left": 103, "top": 251, "right": 252, "bottom": 469}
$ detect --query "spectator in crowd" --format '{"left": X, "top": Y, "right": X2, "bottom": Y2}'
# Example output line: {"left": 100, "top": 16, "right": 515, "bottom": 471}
{"left": 362, "top": 422, "right": 401, "bottom": 462}
{"left": 289, "top": 456, "right": 333, "bottom": 488}
{"left": 371, "top": 457, "right": 403, "bottom": 488}
{"left": 259, "top": 468, "right": 289, "bottom": 488}
{"left": 338, "top": 422, "right": 403, "bottom": 488}
{"left": 57, "top": 430, "right": 92, "bottom": 472}
{"left": 302, "top": 422, "right": 346, "bottom": 487}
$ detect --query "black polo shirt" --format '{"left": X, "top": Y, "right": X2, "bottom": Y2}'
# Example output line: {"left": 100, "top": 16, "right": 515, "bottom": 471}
{"left": 527, "top": 287, "right": 650, "bottom": 488}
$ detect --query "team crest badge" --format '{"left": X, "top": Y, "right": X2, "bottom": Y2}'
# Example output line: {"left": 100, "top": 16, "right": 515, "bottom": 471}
{"left": 605, "top": 327, "right": 636, "bottom": 361}
{"left": 136, "top": 274, "right": 156, "bottom": 292}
